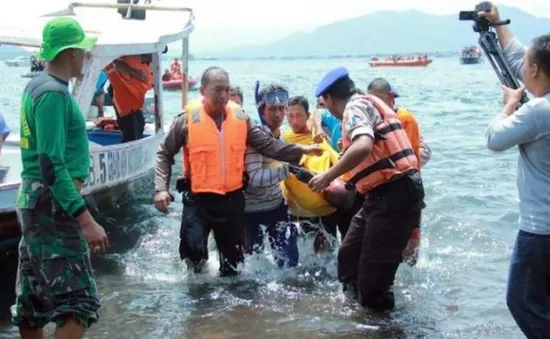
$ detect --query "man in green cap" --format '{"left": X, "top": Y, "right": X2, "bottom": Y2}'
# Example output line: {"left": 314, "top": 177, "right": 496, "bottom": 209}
{"left": 12, "top": 16, "right": 109, "bottom": 339}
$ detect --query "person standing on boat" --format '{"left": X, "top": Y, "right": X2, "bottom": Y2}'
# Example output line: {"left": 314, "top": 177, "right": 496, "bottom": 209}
{"left": 12, "top": 17, "right": 109, "bottom": 339}
{"left": 90, "top": 70, "right": 108, "bottom": 118}
{"left": 0, "top": 112, "right": 9, "bottom": 162}
{"left": 481, "top": 3, "right": 550, "bottom": 337}
{"left": 153, "top": 66, "right": 321, "bottom": 276}
{"left": 242, "top": 83, "right": 300, "bottom": 268}
{"left": 105, "top": 53, "right": 153, "bottom": 142}
{"left": 309, "top": 67, "right": 425, "bottom": 311}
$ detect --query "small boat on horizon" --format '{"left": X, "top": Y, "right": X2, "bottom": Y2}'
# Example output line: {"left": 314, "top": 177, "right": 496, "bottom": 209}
{"left": 460, "top": 46, "right": 482, "bottom": 65}
{"left": 369, "top": 54, "right": 432, "bottom": 67}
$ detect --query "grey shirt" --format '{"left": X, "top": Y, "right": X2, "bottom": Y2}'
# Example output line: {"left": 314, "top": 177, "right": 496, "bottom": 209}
{"left": 155, "top": 108, "right": 303, "bottom": 193}
{"left": 244, "top": 124, "right": 290, "bottom": 213}
{"left": 485, "top": 38, "right": 550, "bottom": 235}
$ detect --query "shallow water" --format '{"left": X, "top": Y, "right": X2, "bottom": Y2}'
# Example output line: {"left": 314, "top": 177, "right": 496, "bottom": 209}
{"left": 0, "top": 57, "right": 525, "bottom": 338}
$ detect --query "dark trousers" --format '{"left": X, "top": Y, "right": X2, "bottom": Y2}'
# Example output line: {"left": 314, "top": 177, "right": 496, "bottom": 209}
{"left": 108, "top": 85, "right": 145, "bottom": 143}
{"left": 245, "top": 202, "right": 298, "bottom": 268}
{"left": 506, "top": 230, "right": 550, "bottom": 338}
{"left": 338, "top": 172, "right": 424, "bottom": 311}
{"left": 179, "top": 190, "right": 245, "bottom": 276}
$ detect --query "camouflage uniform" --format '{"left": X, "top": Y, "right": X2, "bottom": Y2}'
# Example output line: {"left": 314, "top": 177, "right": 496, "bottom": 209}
{"left": 11, "top": 180, "right": 100, "bottom": 329}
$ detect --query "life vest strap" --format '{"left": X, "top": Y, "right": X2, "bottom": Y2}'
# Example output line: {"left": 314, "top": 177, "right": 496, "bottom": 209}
{"left": 347, "top": 148, "right": 415, "bottom": 187}
{"left": 374, "top": 122, "right": 403, "bottom": 141}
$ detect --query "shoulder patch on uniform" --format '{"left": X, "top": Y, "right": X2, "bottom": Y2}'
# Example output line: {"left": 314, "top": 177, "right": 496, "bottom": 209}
{"left": 344, "top": 112, "right": 358, "bottom": 131}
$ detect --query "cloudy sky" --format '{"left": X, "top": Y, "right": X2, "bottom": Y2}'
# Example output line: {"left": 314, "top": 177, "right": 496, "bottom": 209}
{"left": 2, "top": 0, "right": 550, "bottom": 51}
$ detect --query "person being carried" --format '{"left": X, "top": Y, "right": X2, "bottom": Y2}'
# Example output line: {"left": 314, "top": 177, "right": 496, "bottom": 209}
{"left": 12, "top": 17, "right": 109, "bottom": 339}
{"left": 243, "top": 84, "right": 299, "bottom": 268}
{"left": 481, "top": 3, "right": 550, "bottom": 338}
{"left": 105, "top": 53, "right": 153, "bottom": 142}
{"left": 154, "top": 67, "right": 321, "bottom": 276}
{"left": 309, "top": 67, "right": 425, "bottom": 311}
{"left": 282, "top": 95, "right": 347, "bottom": 253}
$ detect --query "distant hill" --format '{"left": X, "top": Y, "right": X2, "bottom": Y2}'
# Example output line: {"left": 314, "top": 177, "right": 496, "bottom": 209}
{"left": 0, "top": 45, "right": 31, "bottom": 59}
{"left": 199, "top": 6, "right": 550, "bottom": 59}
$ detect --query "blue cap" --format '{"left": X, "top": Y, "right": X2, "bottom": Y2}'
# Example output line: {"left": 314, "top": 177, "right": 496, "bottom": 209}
{"left": 390, "top": 85, "right": 400, "bottom": 98}
{"left": 315, "top": 67, "right": 349, "bottom": 97}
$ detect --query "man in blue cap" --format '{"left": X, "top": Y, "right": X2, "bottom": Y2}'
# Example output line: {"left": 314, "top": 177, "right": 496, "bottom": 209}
{"left": 308, "top": 67, "right": 425, "bottom": 311}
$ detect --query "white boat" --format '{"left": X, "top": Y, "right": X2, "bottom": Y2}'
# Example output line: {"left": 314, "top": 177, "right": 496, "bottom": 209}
{"left": 3, "top": 55, "right": 29, "bottom": 67}
{"left": 0, "top": 1, "right": 195, "bottom": 250}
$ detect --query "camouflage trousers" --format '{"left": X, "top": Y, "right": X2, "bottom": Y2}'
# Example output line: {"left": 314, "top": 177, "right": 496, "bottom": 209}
{"left": 11, "top": 180, "right": 100, "bottom": 329}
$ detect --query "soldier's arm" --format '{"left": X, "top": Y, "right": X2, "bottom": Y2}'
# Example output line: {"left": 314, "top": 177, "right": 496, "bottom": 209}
{"left": 35, "top": 93, "right": 87, "bottom": 218}
{"left": 155, "top": 113, "right": 187, "bottom": 192}
{"left": 245, "top": 119, "right": 304, "bottom": 164}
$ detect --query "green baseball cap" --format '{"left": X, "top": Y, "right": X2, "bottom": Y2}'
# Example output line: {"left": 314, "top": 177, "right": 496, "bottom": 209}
{"left": 37, "top": 17, "right": 97, "bottom": 61}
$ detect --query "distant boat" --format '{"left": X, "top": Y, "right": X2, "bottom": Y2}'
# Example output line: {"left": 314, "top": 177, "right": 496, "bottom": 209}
{"left": 369, "top": 55, "right": 432, "bottom": 67}
{"left": 460, "top": 46, "right": 482, "bottom": 65}
{"left": 4, "top": 56, "right": 29, "bottom": 67}
{"left": 162, "top": 75, "right": 198, "bottom": 91}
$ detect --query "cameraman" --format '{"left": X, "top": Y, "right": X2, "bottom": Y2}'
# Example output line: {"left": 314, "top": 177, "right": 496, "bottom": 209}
{"left": 481, "top": 3, "right": 550, "bottom": 337}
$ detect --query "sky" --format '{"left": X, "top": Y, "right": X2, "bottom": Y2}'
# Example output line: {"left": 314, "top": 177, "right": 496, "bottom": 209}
{"left": 3, "top": 0, "right": 550, "bottom": 51}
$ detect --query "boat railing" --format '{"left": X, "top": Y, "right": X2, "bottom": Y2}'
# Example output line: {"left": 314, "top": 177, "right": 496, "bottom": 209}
{"left": 68, "top": 2, "right": 194, "bottom": 16}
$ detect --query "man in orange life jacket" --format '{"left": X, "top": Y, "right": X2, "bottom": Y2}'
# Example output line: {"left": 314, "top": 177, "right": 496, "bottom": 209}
{"left": 367, "top": 78, "right": 432, "bottom": 264}
{"left": 153, "top": 67, "right": 321, "bottom": 276}
{"left": 105, "top": 53, "right": 153, "bottom": 143}
{"left": 309, "top": 67, "right": 425, "bottom": 311}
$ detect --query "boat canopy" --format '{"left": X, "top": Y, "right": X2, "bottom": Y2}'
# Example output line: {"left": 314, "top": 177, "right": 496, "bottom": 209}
{"left": 0, "top": 1, "right": 195, "bottom": 130}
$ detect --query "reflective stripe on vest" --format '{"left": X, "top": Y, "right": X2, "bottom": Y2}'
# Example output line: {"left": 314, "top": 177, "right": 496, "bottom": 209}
{"left": 183, "top": 100, "right": 248, "bottom": 195}
{"left": 341, "top": 94, "right": 418, "bottom": 194}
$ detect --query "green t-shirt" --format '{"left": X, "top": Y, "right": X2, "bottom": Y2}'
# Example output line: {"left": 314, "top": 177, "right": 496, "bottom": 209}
{"left": 18, "top": 74, "right": 90, "bottom": 217}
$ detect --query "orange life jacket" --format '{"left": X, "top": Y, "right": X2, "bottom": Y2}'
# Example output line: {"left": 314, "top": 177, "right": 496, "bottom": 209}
{"left": 341, "top": 94, "right": 418, "bottom": 194}
{"left": 106, "top": 56, "right": 153, "bottom": 117}
{"left": 183, "top": 100, "right": 248, "bottom": 195}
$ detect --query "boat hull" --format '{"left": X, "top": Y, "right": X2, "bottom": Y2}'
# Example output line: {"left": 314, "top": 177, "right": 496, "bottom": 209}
{"left": 0, "top": 131, "right": 164, "bottom": 253}
{"left": 162, "top": 77, "right": 197, "bottom": 90}
{"left": 460, "top": 56, "right": 481, "bottom": 64}
{"left": 369, "top": 59, "right": 433, "bottom": 67}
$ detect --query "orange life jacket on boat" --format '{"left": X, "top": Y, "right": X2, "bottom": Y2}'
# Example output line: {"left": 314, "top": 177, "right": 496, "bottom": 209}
{"left": 182, "top": 99, "right": 248, "bottom": 195}
{"left": 341, "top": 94, "right": 419, "bottom": 194}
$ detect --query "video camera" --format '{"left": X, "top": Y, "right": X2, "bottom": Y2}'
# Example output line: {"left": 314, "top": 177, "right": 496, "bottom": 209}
{"left": 458, "top": 2, "right": 528, "bottom": 105}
